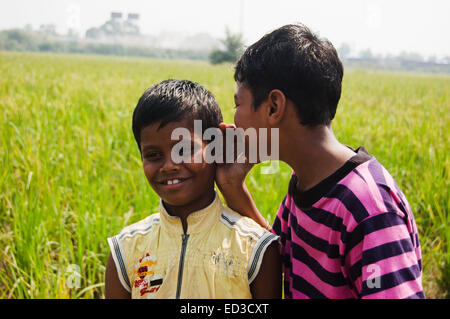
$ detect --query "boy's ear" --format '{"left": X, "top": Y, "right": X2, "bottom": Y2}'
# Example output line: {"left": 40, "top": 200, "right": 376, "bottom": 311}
{"left": 266, "top": 89, "right": 287, "bottom": 126}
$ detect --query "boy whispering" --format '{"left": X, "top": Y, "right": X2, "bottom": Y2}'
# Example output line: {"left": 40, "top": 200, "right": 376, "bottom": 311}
{"left": 216, "top": 24, "right": 425, "bottom": 298}
{"left": 105, "top": 79, "right": 281, "bottom": 299}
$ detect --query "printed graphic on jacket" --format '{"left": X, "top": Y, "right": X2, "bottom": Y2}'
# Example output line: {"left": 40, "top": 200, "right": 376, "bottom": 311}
{"left": 134, "top": 253, "right": 163, "bottom": 298}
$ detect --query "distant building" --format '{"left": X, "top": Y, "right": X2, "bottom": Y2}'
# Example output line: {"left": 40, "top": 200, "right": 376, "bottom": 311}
{"left": 111, "top": 12, "right": 122, "bottom": 19}
{"left": 83, "top": 11, "right": 220, "bottom": 52}
{"left": 123, "top": 13, "right": 140, "bottom": 35}
{"left": 86, "top": 12, "right": 140, "bottom": 39}
{"left": 127, "top": 13, "right": 139, "bottom": 20}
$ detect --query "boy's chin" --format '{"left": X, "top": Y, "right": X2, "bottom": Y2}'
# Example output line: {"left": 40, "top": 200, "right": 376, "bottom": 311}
{"left": 159, "top": 190, "right": 215, "bottom": 214}
{"left": 160, "top": 192, "right": 202, "bottom": 208}
{"left": 160, "top": 196, "right": 189, "bottom": 208}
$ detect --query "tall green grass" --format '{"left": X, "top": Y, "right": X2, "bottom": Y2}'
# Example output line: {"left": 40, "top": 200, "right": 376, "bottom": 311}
{"left": 0, "top": 51, "right": 449, "bottom": 298}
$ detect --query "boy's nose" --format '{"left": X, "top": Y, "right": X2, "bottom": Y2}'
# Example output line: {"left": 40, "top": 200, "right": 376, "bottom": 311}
{"left": 160, "top": 156, "right": 180, "bottom": 172}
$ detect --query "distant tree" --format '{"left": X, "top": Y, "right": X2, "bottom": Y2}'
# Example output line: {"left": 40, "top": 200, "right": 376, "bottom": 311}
{"left": 209, "top": 28, "right": 244, "bottom": 64}
{"left": 358, "top": 48, "right": 373, "bottom": 59}
{"left": 0, "top": 29, "right": 38, "bottom": 51}
{"left": 66, "top": 28, "right": 79, "bottom": 39}
{"left": 337, "top": 43, "right": 351, "bottom": 59}
{"left": 399, "top": 51, "right": 424, "bottom": 62}
{"left": 39, "top": 24, "right": 57, "bottom": 36}
{"left": 427, "top": 55, "right": 437, "bottom": 64}
{"left": 209, "top": 50, "right": 234, "bottom": 64}
{"left": 410, "top": 53, "right": 424, "bottom": 62}
{"left": 86, "top": 27, "right": 101, "bottom": 39}
{"left": 24, "top": 24, "right": 33, "bottom": 32}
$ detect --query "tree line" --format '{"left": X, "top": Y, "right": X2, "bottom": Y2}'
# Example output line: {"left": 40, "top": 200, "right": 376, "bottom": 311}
{"left": 1, "top": 27, "right": 449, "bottom": 74}
{"left": 0, "top": 29, "right": 209, "bottom": 60}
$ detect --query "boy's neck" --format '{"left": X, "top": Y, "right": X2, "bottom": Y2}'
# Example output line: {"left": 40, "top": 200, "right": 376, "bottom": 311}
{"left": 162, "top": 189, "right": 216, "bottom": 233}
{"left": 281, "top": 124, "right": 356, "bottom": 192}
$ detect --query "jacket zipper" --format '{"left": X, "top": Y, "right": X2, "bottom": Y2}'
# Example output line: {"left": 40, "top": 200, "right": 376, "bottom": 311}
{"left": 175, "top": 233, "right": 190, "bottom": 299}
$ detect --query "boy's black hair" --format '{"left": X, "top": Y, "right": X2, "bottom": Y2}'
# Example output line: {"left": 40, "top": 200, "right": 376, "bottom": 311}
{"left": 234, "top": 23, "right": 343, "bottom": 126}
{"left": 132, "top": 79, "right": 223, "bottom": 152}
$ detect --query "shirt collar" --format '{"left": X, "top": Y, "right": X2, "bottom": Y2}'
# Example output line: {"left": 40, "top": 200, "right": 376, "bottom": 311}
{"left": 159, "top": 191, "right": 222, "bottom": 235}
{"left": 289, "top": 146, "right": 373, "bottom": 208}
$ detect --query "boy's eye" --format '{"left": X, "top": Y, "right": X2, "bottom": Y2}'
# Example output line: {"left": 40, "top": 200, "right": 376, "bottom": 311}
{"left": 144, "top": 152, "right": 162, "bottom": 161}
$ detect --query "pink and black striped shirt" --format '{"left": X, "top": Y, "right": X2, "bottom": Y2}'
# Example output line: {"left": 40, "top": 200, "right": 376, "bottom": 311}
{"left": 272, "top": 147, "right": 424, "bottom": 299}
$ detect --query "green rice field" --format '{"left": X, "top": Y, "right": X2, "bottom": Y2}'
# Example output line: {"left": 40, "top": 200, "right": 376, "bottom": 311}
{"left": 0, "top": 51, "right": 448, "bottom": 298}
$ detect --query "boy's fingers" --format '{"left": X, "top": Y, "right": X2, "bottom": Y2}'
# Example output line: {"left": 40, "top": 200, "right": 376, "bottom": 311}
{"left": 220, "top": 122, "right": 238, "bottom": 163}
{"left": 219, "top": 122, "right": 237, "bottom": 129}
{"left": 218, "top": 123, "right": 228, "bottom": 135}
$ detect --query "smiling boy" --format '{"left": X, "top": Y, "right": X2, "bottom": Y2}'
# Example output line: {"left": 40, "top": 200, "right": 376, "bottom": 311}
{"left": 105, "top": 79, "right": 281, "bottom": 299}
{"left": 216, "top": 24, "right": 424, "bottom": 299}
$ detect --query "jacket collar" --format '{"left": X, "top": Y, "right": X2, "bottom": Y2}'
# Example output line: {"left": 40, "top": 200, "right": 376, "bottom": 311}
{"left": 159, "top": 192, "right": 222, "bottom": 235}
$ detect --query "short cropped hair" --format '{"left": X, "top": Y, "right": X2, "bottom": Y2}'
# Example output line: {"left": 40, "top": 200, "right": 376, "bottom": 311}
{"left": 132, "top": 79, "right": 223, "bottom": 151}
{"left": 234, "top": 24, "right": 343, "bottom": 126}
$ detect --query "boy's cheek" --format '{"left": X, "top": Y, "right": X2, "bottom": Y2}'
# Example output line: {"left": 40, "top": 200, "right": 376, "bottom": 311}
{"left": 143, "top": 165, "right": 157, "bottom": 184}
{"left": 184, "top": 162, "right": 215, "bottom": 176}
{"left": 234, "top": 111, "right": 242, "bottom": 128}
{"left": 234, "top": 112, "right": 252, "bottom": 131}
{"left": 188, "top": 163, "right": 215, "bottom": 187}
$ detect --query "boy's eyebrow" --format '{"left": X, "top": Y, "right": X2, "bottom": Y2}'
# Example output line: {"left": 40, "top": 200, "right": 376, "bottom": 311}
{"left": 234, "top": 93, "right": 238, "bottom": 101}
{"left": 141, "top": 139, "right": 189, "bottom": 152}
{"left": 141, "top": 144, "right": 158, "bottom": 152}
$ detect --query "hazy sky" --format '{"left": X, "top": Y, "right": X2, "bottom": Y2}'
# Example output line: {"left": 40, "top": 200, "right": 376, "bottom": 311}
{"left": 1, "top": 0, "right": 449, "bottom": 58}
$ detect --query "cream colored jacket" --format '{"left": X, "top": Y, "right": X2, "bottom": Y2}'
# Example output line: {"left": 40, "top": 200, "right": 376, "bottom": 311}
{"left": 107, "top": 193, "right": 278, "bottom": 299}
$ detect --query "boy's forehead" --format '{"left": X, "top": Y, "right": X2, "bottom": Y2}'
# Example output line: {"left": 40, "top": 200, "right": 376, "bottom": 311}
{"left": 140, "top": 119, "right": 201, "bottom": 146}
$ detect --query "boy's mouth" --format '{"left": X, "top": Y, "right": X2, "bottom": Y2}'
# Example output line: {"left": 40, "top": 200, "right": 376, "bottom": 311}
{"left": 163, "top": 178, "right": 183, "bottom": 185}
{"left": 157, "top": 177, "right": 191, "bottom": 187}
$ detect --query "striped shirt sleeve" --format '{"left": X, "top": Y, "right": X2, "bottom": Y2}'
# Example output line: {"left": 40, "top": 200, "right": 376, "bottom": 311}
{"left": 345, "top": 212, "right": 424, "bottom": 299}
{"left": 247, "top": 231, "right": 279, "bottom": 284}
{"left": 107, "top": 235, "right": 132, "bottom": 293}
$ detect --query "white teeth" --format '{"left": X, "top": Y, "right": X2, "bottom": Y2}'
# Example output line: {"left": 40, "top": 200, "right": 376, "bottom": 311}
{"left": 166, "top": 179, "right": 180, "bottom": 185}
{"left": 167, "top": 180, "right": 173, "bottom": 185}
